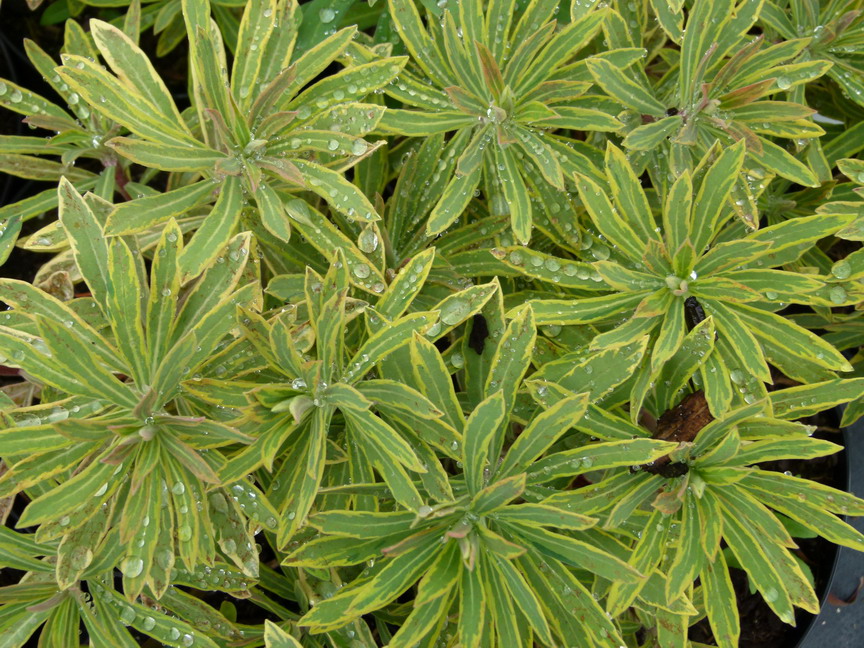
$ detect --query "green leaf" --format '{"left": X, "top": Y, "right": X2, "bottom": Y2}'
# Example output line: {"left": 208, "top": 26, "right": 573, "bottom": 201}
{"left": 274, "top": 424, "right": 324, "bottom": 545}
{"left": 539, "top": 338, "right": 648, "bottom": 402}
{"left": 58, "top": 55, "right": 197, "bottom": 147}
{"left": 748, "top": 213, "right": 854, "bottom": 266}
{"left": 91, "top": 19, "right": 188, "bottom": 131}
{"left": 409, "top": 334, "right": 465, "bottom": 431}
{"left": 751, "top": 137, "right": 818, "bottom": 187}
{"left": 770, "top": 379, "right": 864, "bottom": 419}
{"left": 483, "top": 306, "right": 536, "bottom": 458}
{"left": 527, "top": 438, "right": 674, "bottom": 484}
{"left": 655, "top": 316, "right": 716, "bottom": 409}
{"left": 664, "top": 173, "right": 694, "bottom": 274}
{"left": 623, "top": 114, "right": 683, "bottom": 150}
{"left": 170, "top": 231, "right": 252, "bottom": 346}
{"left": 695, "top": 240, "right": 770, "bottom": 276}
{"left": 231, "top": 0, "right": 279, "bottom": 108}
{"left": 290, "top": 158, "right": 379, "bottom": 221}
{"left": 120, "top": 473, "right": 161, "bottom": 598}
{"left": 146, "top": 221, "right": 182, "bottom": 368}
{"left": 520, "top": 551, "right": 624, "bottom": 646}
{"left": 355, "top": 380, "right": 443, "bottom": 420}
{"left": 427, "top": 162, "right": 482, "bottom": 237}
{"left": 717, "top": 497, "right": 809, "bottom": 624}
{"left": 0, "top": 605, "right": 51, "bottom": 648}
{"left": 0, "top": 154, "right": 94, "bottom": 182}
{"left": 742, "top": 477, "right": 864, "bottom": 550}
{"left": 491, "top": 554, "right": 549, "bottom": 642}
{"left": 389, "top": 0, "right": 450, "bottom": 85}
{"left": 690, "top": 140, "right": 746, "bottom": 254}
{"left": 343, "top": 311, "right": 438, "bottom": 383}
{"left": 666, "top": 494, "right": 704, "bottom": 600}
{"left": 412, "top": 541, "right": 460, "bottom": 608}
{"left": 509, "top": 524, "right": 641, "bottom": 583}
{"left": 702, "top": 300, "right": 771, "bottom": 383}
{"left": 106, "top": 238, "right": 149, "bottom": 386}
{"left": 606, "top": 510, "right": 671, "bottom": 615}
{"left": 606, "top": 143, "right": 661, "bottom": 246}
{"left": 286, "top": 200, "right": 386, "bottom": 295}
{"left": 679, "top": 0, "right": 731, "bottom": 106}
{"left": 652, "top": 301, "right": 686, "bottom": 371}
{"left": 0, "top": 215, "right": 21, "bottom": 265}
{"left": 429, "top": 282, "right": 499, "bottom": 341}
{"left": 732, "top": 303, "right": 851, "bottom": 372}
{"left": 260, "top": 26, "right": 352, "bottom": 114}
{"left": 0, "top": 288, "right": 120, "bottom": 373}
{"left": 180, "top": 176, "right": 243, "bottom": 278}
{"left": 700, "top": 549, "right": 740, "bottom": 648}
{"left": 516, "top": 10, "right": 606, "bottom": 95}
{"left": 377, "top": 109, "right": 478, "bottom": 135}
{"left": 310, "top": 510, "right": 414, "bottom": 539}
{"left": 389, "top": 589, "right": 451, "bottom": 647}
{"left": 289, "top": 57, "right": 406, "bottom": 118}
{"left": 512, "top": 125, "right": 563, "bottom": 189}
{"left": 17, "top": 457, "right": 115, "bottom": 528}
{"left": 108, "top": 138, "right": 225, "bottom": 172}
{"left": 493, "top": 503, "right": 596, "bottom": 531}
{"left": 575, "top": 173, "right": 644, "bottom": 261}
{"left": 302, "top": 532, "right": 440, "bottom": 631}
{"left": 471, "top": 473, "right": 526, "bottom": 515}
{"left": 377, "top": 248, "right": 436, "bottom": 320}
{"left": 98, "top": 584, "right": 221, "bottom": 648}
{"left": 587, "top": 57, "right": 665, "bottom": 116}
{"left": 344, "top": 406, "right": 425, "bottom": 473}
{"left": 0, "top": 424, "right": 67, "bottom": 457}
{"left": 527, "top": 291, "right": 647, "bottom": 325}
{"left": 492, "top": 247, "right": 606, "bottom": 290}
{"left": 733, "top": 437, "right": 842, "bottom": 465}
{"left": 463, "top": 391, "right": 507, "bottom": 494}
{"left": 495, "top": 144, "right": 533, "bottom": 244}
{"left": 57, "top": 178, "right": 110, "bottom": 307}
{"left": 536, "top": 106, "right": 623, "bottom": 131}
{"left": 106, "top": 180, "right": 214, "bottom": 236}
{"left": 497, "top": 392, "right": 589, "bottom": 479}
{"left": 0, "top": 330, "right": 90, "bottom": 404}
{"left": 56, "top": 507, "right": 107, "bottom": 587}
{"left": 264, "top": 621, "right": 302, "bottom": 648}
{"left": 0, "top": 70, "right": 72, "bottom": 122}
{"left": 38, "top": 316, "right": 137, "bottom": 408}
{"left": 692, "top": 402, "right": 764, "bottom": 456}
{"left": 182, "top": 0, "right": 240, "bottom": 135}
{"left": 355, "top": 433, "right": 425, "bottom": 512}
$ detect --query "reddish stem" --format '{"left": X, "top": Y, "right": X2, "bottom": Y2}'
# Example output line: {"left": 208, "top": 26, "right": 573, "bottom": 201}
{"left": 113, "top": 163, "right": 132, "bottom": 201}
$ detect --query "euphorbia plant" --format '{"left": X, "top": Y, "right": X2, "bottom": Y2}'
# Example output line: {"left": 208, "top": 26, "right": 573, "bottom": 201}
{"left": 0, "top": 1, "right": 863, "bottom": 647}
{"left": 524, "top": 140, "right": 856, "bottom": 416}
{"left": 0, "top": 182, "right": 265, "bottom": 600}
{"left": 381, "top": 0, "right": 621, "bottom": 243}
{"left": 57, "top": 0, "right": 400, "bottom": 278}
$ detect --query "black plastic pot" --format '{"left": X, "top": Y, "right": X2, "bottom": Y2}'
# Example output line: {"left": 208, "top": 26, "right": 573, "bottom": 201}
{"left": 795, "top": 413, "right": 864, "bottom": 647}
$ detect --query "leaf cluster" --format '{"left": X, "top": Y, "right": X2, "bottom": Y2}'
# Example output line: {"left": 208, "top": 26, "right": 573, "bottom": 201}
{"left": 0, "top": 1, "right": 863, "bottom": 647}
